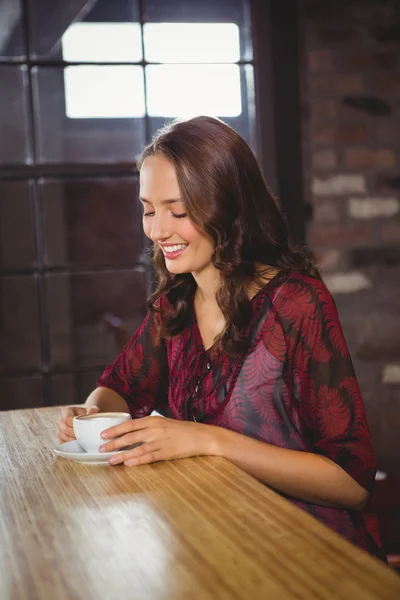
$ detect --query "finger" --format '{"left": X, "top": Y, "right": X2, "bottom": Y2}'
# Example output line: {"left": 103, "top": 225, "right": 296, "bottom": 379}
{"left": 60, "top": 406, "right": 83, "bottom": 429}
{"left": 63, "top": 415, "right": 74, "bottom": 429}
{"left": 63, "top": 406, "right": 99, "bottom": 437}
{"left": 57, "top": 419, "right": 75, "bottom": 439}
{"left": 66, "top": 408, "right": 88, "bottom": 428}
{"left": 64, "top": 406, "right": 98, "bottom": 429}
{"left": 57, "top": 433, "right": 76, "bottom": 443}
{"left": 60, "top": 408, "right": 74, "bottom": 429}
{"left": 57, "top": 420, "right": 74, "bottom": 439}
{"left": 108, "top": 442, "right": 161, "bottom": 466}
{"left": 124, "top": 449, "right": 162, "bottom": 467}
{"left": 60, "top": 405, "right": 74, "bottom": 418}
{"left": 56, "top": 426, "right": 76, "bottom": 443}
{"left": 100, "top": 416, "right": 160, "bottom": 440}
{"left": 61, "top": 413, "right": 75, "bottom": 429}
{"left": 60, "top": 405, "right": 85, "bottom": 419}
{"left": 99, "top": 431, "right": 146, "bottom": 453}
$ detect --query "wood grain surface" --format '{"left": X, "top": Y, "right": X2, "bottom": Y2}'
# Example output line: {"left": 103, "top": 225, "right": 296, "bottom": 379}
{"left": 1, "top": 407, "right": 399, "bottom": 600}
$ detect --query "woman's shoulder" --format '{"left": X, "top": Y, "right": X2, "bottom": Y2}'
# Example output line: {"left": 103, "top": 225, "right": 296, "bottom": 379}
{"left": 268, "top": 271, "right": 334, "bottom": 319}
{"left": 272, "top": 271, "right": 330, "bottom": 297}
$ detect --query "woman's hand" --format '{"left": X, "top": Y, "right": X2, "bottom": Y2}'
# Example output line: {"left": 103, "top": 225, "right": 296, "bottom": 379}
{"left": 99, "top": 416, "right": 219, "bottom": 466}
{"left": 56, "top": 405, "right": 100, "bottom": 442}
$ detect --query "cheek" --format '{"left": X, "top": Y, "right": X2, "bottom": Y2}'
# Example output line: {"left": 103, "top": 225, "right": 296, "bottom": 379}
{"left": 189, "top": 232, "right": 214, "bottom": 259}
{"left": 142, "top": 218, "right": 151, "bottom": 239}
{"left": 179, "top": 220, "right": 212, "bottom": 248}
{"left": 200, "top": 238, "right": 215, "bottom": 258}
{"left": 178, "top": 220, "right": 198, "bottom": 243}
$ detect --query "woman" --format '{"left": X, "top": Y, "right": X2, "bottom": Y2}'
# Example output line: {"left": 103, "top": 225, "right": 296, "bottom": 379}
{"left": 57, "top": 116, "right": 385, "bottom": 561}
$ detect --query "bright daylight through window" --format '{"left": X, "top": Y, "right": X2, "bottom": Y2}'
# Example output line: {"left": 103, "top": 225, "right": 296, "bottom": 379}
{"left": 62, "top": 22, "right": 242, "bottom": 119}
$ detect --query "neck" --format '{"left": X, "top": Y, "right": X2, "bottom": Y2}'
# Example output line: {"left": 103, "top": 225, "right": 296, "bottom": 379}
{"left": 192, "top": 263, "right": 279, "bottom": 304}
{"left": 192, "top": 263, "right": 221, "bottom": 305}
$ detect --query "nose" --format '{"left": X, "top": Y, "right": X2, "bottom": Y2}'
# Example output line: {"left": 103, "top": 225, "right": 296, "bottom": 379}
{"left": 147, "top": 212, "right": 173, "bottom": 242}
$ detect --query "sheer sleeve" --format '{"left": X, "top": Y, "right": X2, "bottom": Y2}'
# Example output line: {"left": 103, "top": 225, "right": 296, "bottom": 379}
{"left": 276, "top": 276, "right": 377, "bottom": 492}
{"left": 96, "top": 305, "right": 169, "bottom": 418}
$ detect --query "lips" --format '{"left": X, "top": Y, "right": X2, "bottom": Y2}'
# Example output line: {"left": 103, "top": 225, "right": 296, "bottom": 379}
{"left": 160, "top": 244, "right": 188, "bottom": 260}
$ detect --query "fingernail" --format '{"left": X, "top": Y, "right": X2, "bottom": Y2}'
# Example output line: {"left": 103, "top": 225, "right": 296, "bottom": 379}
{"left": 99, "top": 446, "right": 106, "bottom": 452}
{"left": 101, "top": 432, "right": 108, "bottom": 439}
{"left": 109, "top": 458, "right": 118, "bottom": 465}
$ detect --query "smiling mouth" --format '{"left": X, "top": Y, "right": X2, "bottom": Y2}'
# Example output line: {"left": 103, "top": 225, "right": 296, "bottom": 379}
{"left": 160, "top": 243, "right": 188, "bottom": 259}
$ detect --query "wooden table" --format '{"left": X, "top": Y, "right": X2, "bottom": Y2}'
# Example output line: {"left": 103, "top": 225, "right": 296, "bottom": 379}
{"left": 1, "top": 407, "right": 399, "bottom": 600}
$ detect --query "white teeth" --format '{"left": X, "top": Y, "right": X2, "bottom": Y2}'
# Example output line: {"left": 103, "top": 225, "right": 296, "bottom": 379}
{"left": 163, "top": 244, "right": 187, "bottom": 253}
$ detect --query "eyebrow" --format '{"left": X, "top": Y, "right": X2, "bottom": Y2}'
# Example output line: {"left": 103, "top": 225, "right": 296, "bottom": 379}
{"left": 139, "top": 197, "right": 183, "bottom": 205}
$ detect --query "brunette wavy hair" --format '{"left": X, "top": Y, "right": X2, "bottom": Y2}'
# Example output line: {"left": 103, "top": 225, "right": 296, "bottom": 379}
{"left": 137, "top": 116, "right": 318, "bottom": 356}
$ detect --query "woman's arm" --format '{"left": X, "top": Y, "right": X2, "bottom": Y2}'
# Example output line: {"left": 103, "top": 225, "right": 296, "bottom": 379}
{"left": 218, "top": 275, "right": 374, "bottom": 513}
{"left": 211, "top": 426, "right": 369, "bottom": 510}
{"left": 85, "top": 387, "right": 129, "bottom": 413}
{"left": 96, "top": 414, "right": 368, "bottom": 510}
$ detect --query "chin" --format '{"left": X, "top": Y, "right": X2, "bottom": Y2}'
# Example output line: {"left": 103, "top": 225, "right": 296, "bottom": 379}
{"left": 164, "top": 260, "right": 192, "bottom": 275}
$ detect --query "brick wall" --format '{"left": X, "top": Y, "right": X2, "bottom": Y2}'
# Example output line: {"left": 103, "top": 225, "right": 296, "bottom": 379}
{"left": 301, "top": 0, "right": 400, "bottom": 485}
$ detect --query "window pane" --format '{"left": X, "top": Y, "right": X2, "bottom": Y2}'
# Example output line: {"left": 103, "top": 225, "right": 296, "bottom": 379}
{"left": 0, "top": 0, "right": 25, "bottom": 59}
{"left": 78, "top": 370, "right": 106, "bottom": 403}
{"left": 46, "top": 274, "right": 73, "bottom": 369}
{"left": 64, "top": 66, "right": 145, "bottom": 118}
{"left": 143, "top": 0, "right": 252, "bottom": 61}
{"left": 27, "top": 0, "right": 140, "bottom": 60}
{"left": 146, "top": 64, "right": 242, "bottom": 117}
{"left": 50, "top": 374, "right": 77, "bottom": 406}
{"left": 0, "top": 181, "right": 37, "bottom": 269}
{"left": 148, "top": 65, "right": 256, "bottom": 151}
{"left": 0, "top": 377, "right": 44, "bottom": 411}
{"left": 0, "top": 276, "right": 41, "bottom": 374}
{"left": 32, "top": 67, "right": 146, "bottom": 163}
{"left": 62, "top": 22, "right": 142, "bottom": 63}
{"left": 41, "top": 177, "right": 144, "bottom": 268}
{"left": 0, "top": 66, "right": 31, "bottom": 164}
{"left": 46, "top": 270, "right": 147, "bottom": 368}
{"left": 144, "top": 23, "right": 239, "bottom": 63}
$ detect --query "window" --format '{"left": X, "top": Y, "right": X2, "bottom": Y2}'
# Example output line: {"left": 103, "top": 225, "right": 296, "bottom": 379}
{"left": 25, "top": 0, "right": 254, "bottom": 163}
{"left": 62, "top": 22, "right": 243, "bottom": 120}
{"left": 0, "top": 0, "right": 254, "bottom": 409}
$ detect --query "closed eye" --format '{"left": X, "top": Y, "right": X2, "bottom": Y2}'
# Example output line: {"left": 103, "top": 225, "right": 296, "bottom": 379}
{"left": 143, "top": 212, "right": 187, "bottom": 219}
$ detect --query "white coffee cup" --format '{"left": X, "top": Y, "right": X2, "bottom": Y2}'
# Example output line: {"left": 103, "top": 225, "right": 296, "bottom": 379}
{"left": 73, "top": 412, "right": 131, "bottom": 453}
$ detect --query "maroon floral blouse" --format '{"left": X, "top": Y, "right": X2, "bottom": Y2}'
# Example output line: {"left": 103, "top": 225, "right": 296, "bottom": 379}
{"left": 97, "top": 272, "right": 386, "bottom": 561}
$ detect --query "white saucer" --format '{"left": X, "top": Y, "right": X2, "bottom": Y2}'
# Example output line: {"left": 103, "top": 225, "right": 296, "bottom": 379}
{"left": 54, "top": 440, "right": 123, "bottom": 465}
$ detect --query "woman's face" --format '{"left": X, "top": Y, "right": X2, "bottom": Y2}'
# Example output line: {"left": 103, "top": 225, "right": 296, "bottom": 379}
{"left": 140, "top": 155, "right": 214, "bottom": 275}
